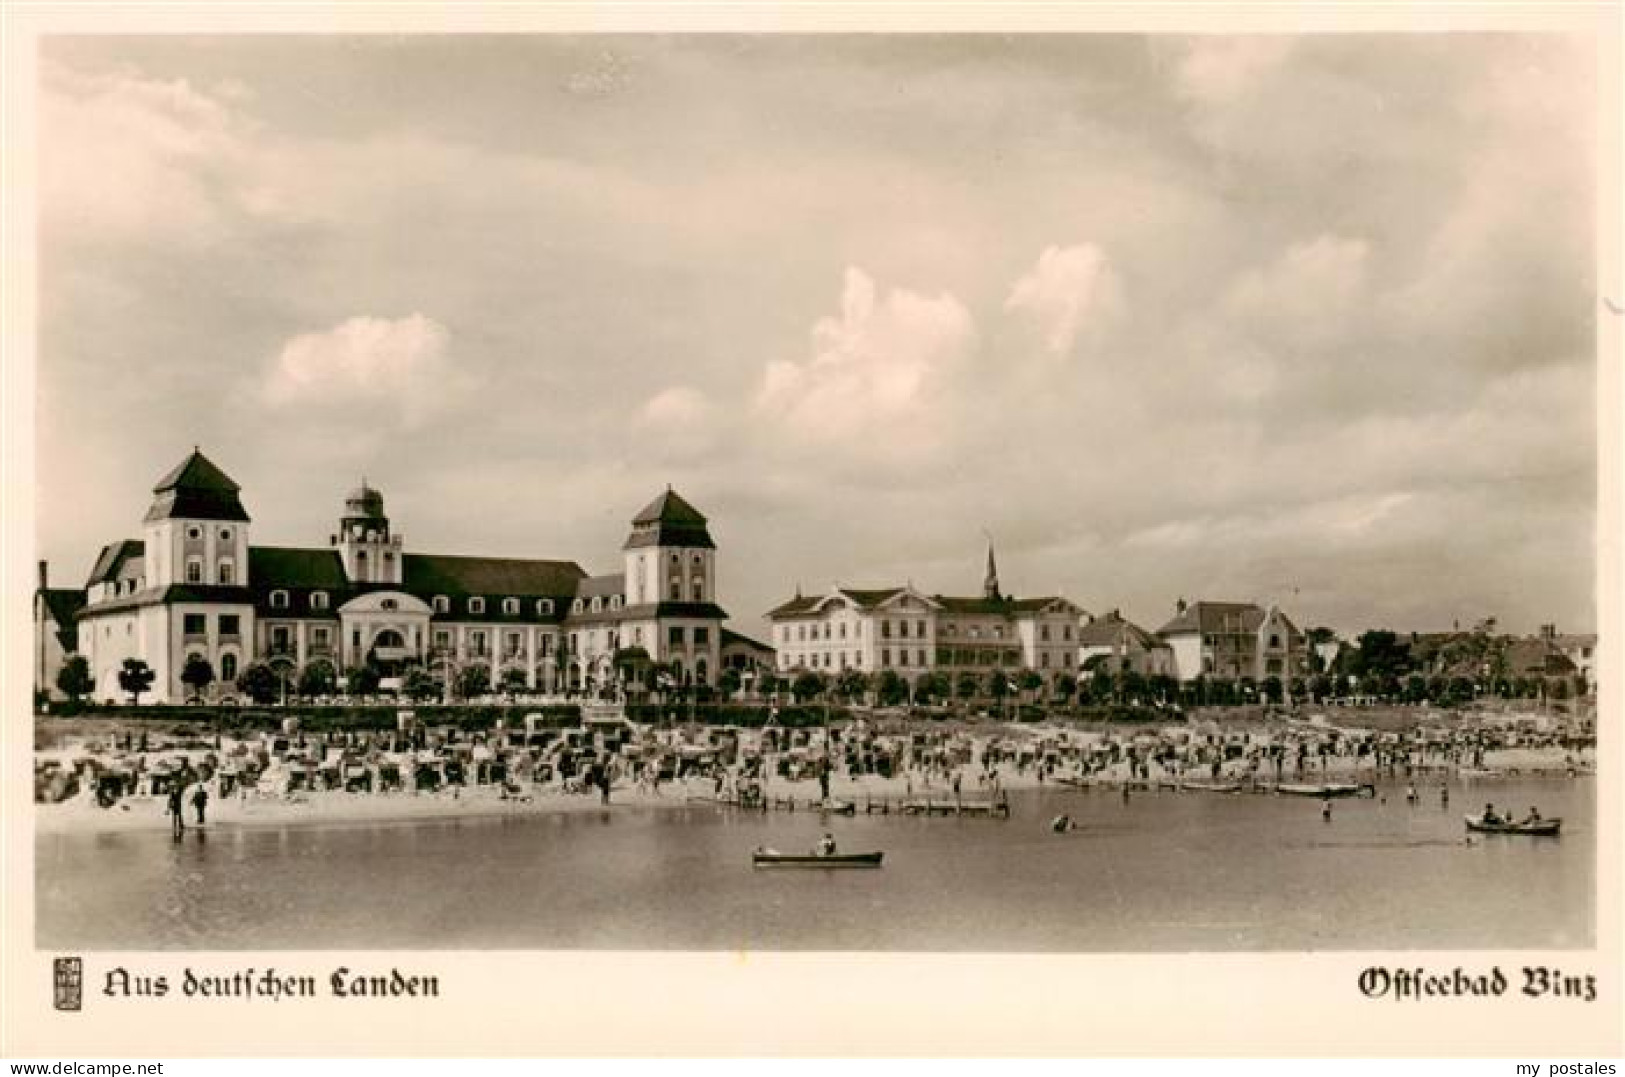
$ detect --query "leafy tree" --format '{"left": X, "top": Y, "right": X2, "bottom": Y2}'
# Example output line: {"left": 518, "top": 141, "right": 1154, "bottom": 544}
{"left": 117, "top": 658, "right": 155, "bottom": 705}
{"left": 455, "top": 664, "right": 491, "bottom": 700}
{"left": 985, "top": 669, "right": 1012, "bottom": 700}
{"left": 914, "top": 671, "right": 951, "bottom": 705}
{"left": 236, "top": 661, "right": 280, "bottom": 705}
{"left": 56, "top": 655, "right": 94, "bottom": 704}
{"left": 1261, "top": 675, "right": 1283, "bottom": 705}
{"left": 791, "top": 670, "right": 828, "bottom": 703}
{"left": 955, "top": 671, "right": 979, "bottom": 703}
{"left": 298, "top": 659, "right": 337, "bottom": 698}
{"left": 345, "top": 664, "right": 382, "bottom": 698}
{"left": 1018, "top": 669, "right": 1044, "bottom": 699}
{"left": 402, "top": 666, "right": 440, "bottom": 703}
{"left": 498, "top": 665, "right": 529, "bottom": 699}
{"left": 835, "top": 668, "right": 867, "bottom": 704}
{"left": 718, "top": 667, "right": 743, "bottom": 699}
{"left": 1053, "top": 672, "right": 1079, "bottom": 704}
{"left": 875, "top": 669, "right": 908, "bottom": 707}
{"left": 1120, "top": 669, "right": 1147, "bottom": 703}
{"left": 180, "top": 653, "right": 215, "bottom": 700}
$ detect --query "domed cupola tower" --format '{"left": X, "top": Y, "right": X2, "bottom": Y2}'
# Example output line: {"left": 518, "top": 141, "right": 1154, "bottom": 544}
{"left": 333, "top": 480, "right": 403, "bottom": 585}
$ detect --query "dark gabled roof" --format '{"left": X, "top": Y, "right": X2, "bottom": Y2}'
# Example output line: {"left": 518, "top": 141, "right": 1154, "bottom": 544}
{"left": 403, "top": 553, "right": 586, "bottom": 597}
{"left": 934, "top": 595, "right": 1014, "bottom": 616}
{"left": 721, "top": 627, "right": 774, "bottom": 654}
{"left": 1157, "top": 601, "right": 1264, "bottom": 636}
{"left": 248, "top": 546, "right": 349, "bottom": 590}
{"left": 1007, "top": 596, "right": 1079, "bottom": 615}
{"left": 617, "top": 601, "right": 729, "bottom": 621}
{"left": 80, "top": 585, "right": 255, "bottom": 614}
{"left": 767, "top": 594, "right": 820, "bottom": 618}
{"left": 1079, "top": 611, "right": 1166, "bottom": 650}
{"left": 623, "top": 488, "right": 715, "bottom": 550}
{"left": 575, "top": 573, "right": 626, "bottom": 599}
{"left": 86, "top": 540, "right": 145, "bottom": 586}
{"left": 838, "top": 587, "right": 908, "bottom": 609}
{"left": 144, "top": 449, "right": 251, "bottom": 523}
{"left": 39, "top": 587, "right": 85, "bottom": 654}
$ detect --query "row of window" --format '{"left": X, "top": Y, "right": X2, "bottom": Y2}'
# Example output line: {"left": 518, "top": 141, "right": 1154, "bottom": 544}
{"left": 184, "top": 526, "right": 235, "bottom": 543}
{"left": 185, "top": 558, "right": 234, "bottom": 586}
{"left": 268, "top": 624, "right": 333, "bottom": 652}
{"left": 183, "top": 613, "right": 241, "bottom": 637}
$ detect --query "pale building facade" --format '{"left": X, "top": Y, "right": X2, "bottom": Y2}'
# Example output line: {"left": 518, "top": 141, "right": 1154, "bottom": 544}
{"left": 766, "top": 547, "right": 1087, "bottom": 694}
{"left": 1156, "top": 599, "right": 1309, "bottom": 683}
{"left": 54, "top": 449, "right": 727, "bottom": 704}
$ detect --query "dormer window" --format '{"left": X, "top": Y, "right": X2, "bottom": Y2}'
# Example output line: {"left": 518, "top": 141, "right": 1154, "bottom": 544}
{"left": 433, "top": 595, "right": 449, "bottom": 614}
{"left": 310, "top": 592, "right": 329, "bottom": 610}
{"left": 571, "top": 598, "right": 584, "bottom": 614}
{"left": 270, "top": 590, "right": 289, "bottom": 609}
{"left": 537, "top": 598, "right": 554, "bottom": 615}
{"left": 469, "top": 597, "right": 485, "bottom": 615}
{"left": 591, "top": 597, "right": 602, "bottom": 613}
{"left": 503, "top": 598, "right": 519, "bottom": 616}
{"left": 610, "top": 596, "right": 621, "bottom": 610}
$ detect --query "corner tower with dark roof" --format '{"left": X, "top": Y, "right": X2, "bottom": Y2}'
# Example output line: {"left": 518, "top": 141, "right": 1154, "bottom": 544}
{"left": 622, "top": 487, "right": 716, "bottom": 607}
{"left": 618, "top": 487, "right": 726, "bottom": 687}
{"left": 142, "top": 447, "right": 252, "bottom": 589}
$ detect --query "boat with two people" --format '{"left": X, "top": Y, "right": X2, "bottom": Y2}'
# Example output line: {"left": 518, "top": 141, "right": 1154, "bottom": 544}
{"left": 1465, "top": 803, "right": 1562, "bottom": 836}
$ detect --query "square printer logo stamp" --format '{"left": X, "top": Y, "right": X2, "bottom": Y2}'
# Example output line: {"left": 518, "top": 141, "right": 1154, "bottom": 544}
{"left": 53, "top": 956, "right": 83, "bottom": 1011}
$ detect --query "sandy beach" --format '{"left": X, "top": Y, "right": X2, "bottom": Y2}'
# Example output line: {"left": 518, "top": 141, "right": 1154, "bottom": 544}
{"left": 35, "top": 740, "right": 1588, "bottom": 837}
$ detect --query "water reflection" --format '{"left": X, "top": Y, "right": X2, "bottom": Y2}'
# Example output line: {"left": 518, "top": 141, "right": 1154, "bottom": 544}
{"left": 38, "top": 777, "right": 1593, "bottom": 952}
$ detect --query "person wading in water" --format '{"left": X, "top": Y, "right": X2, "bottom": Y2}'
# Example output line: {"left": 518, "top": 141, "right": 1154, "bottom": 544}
{"left": 167, "top": 784, "right": 186, "bottom": 837}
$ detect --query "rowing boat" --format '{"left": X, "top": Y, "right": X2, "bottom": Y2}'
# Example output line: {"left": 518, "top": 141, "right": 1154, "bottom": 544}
{"left": 1464, "top": 815, "right": 1562, "bottom": 836}
{"left": 1177, "top": 781, "right": 1243, "bottom": 794}
{"left": 751, "top": 849, "right": 884, "bottom": 868}
{"left": 1274, "top": 782, "right": 1374, "bottom": 798}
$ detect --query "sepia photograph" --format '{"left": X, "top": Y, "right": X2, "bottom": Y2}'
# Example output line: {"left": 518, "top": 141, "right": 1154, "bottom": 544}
{"left": 5, "top": 7, "right": 1621, "bottom": 1060}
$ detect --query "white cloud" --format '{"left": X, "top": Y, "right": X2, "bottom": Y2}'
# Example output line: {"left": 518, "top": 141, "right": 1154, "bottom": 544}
{"left": 634, "top": 386, "right": 723, "bottom": 462}
{"left": 1222, "top": 234, "right": 1371, "bottom": 352}
{"left": 40, "top": 61, "right": 271, "bottom": 244}
{"left": 1004, "top": 243, "right": 1123, "bottom": 355}
{"left": 756, "top": 267, "right": 975, "bottom": 455}
{"left": 262, "top": 314, "right": 465, "bottom": 427}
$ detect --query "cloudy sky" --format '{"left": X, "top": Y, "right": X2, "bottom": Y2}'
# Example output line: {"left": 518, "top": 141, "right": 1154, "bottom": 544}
{"left": 35, "top": 33, "right": 1600, "bottom": 639}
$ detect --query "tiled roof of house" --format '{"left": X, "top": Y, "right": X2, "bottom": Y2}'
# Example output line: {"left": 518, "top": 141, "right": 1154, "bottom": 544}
{"left": 402, "top": 553, "right": 586, "bottom": 597}
{"left": 623, "top": 489, "right": 715, "bottom": 550}
{"left": 144, "top": 449, "right": 251, "bottom": 523}
{"left": 839, "top": 587, "right": 908, "bottom": 609}
{"left": 1157, "top": 601, "right": 1265, "bottom": 636}
{"left": 39, "top": 587, "right": 87, "bottom": 627}
{"left": 248, "top": 546, "right": 350, "bottom": 590}
{"left": 86, "top": 540, "right": 145, "bottom": 586}
{"left": 934, "top": 595, "right": 1014, "bottom": 616}
{"left": 721, "top": 627, "right": 774, "bottom": 654}
{"left": 767, "top": 594, "right": 820, "bottom": 617}
{"left": 575, "top": 573, "right": 626, "bottom": 599}
{"left": 1079, "top": 610, "right": 1166, "bottom": 650}
{"left": 81, "top": 585, "right": 255, "bottom": 614}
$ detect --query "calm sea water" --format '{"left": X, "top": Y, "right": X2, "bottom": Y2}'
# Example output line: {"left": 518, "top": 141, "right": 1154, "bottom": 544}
{"left": 37, "top": 777, "right": 1594, "bottom": 951}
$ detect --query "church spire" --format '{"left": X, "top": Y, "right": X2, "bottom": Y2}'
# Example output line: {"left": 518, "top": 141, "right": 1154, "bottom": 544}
{"left": 983, "top": 537, "right": 1001, "bottom": 601}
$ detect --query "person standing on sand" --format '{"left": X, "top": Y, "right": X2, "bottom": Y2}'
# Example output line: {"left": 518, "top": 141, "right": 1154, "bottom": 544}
{"left": 191, "top": 782, "right": 208, "bottom": 826}
{"left": 1322, "top": 799, "right": 1333, "bottom": 822}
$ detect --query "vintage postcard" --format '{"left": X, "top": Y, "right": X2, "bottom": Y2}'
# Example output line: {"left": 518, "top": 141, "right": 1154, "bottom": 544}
{"left": 3, "top": 2, "right": 1621, "bottom": 1059}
